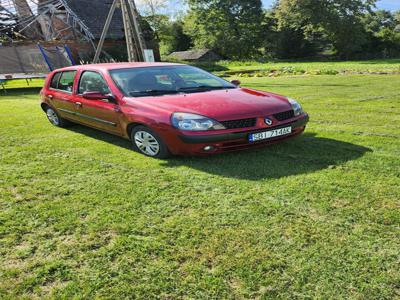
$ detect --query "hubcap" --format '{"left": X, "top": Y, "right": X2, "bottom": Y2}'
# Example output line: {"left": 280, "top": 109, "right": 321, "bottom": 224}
{"left": 134, "top": 131, "right": 160, "bottom": 156}
{"left": 47, "top": 109, "right": 59, "bottom": 125}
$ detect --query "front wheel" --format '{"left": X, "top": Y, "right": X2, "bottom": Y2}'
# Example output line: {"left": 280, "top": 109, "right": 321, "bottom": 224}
{"left": 131, "top": 126, "right": 170, "bottom": 159}
{"left": 46, "top": 107, "right": 71, "bottom": 128}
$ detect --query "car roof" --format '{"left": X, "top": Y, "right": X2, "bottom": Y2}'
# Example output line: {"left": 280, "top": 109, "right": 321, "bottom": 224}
{"left": 55, "top": 62, "right": 184, "bottom": 72}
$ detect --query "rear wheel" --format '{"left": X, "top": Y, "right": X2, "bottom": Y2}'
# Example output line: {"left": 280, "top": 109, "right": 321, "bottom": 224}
{"left": 46, "top": 107, "right": 70, "bottom": 128}
{"left": 131, "top": 126, "right": 170, "bottom": 159}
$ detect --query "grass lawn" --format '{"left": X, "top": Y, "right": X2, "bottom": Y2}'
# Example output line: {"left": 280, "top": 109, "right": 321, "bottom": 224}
{"left": 0, "top": 74, "right": 399, "bottom": 299}
{"left": 215, "top": 58, "right": 400, "bottom": 72}
{"left": 193, "top": 59, "right": 400, "bottom": 76}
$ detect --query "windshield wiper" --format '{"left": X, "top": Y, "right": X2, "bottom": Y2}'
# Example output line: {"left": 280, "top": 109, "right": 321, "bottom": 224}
{"left": 128, "top": 86, "right": 235, "bottom": 97}
{"left": 129, "top": 90, "right": 180, "bottom": 97}
{"left": 178, "top": 85, "right": 235, "bottom": 92}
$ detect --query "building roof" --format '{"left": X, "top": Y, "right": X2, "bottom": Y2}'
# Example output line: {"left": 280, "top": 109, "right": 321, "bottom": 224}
{"left": 169, "top": 49, "right": 216, "bottom": 61}
{"left": 63, "top": 0, "right": 125, "bottom": 39}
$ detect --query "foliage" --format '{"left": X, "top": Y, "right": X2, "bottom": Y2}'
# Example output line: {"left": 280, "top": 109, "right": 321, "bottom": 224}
{"left": 362, "top": 10, "right": 400, "bottom": 58}
{"left": 261, "top": 10, "right": 323, "bottom": 59}
{"left": 138, "top": 0, "right": 192, "bottom": 56}
{"left": 1, "top": 71, "right": 399, "bottom": 298}
{"left": 183, "top": 0, "right": 264, "bottom": 59}
{"left": 136, "top": 0, "right": 400, "bottom": 60}
{"left": 273, "top": 0, "right": 377, "bottom": 59}
{"left": 158, "top": 20, "right": 193, "bottom": 56}
{"left": 138, "top": 0, "right": 168, "bottom": 41}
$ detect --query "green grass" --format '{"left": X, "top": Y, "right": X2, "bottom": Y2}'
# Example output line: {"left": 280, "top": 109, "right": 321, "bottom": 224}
{"left": 218, "top": 58, "right": 400, "bottom": 71}
{"left": 1, "top": 74, "right": 399, "bottom": 299}
{"left": 192, "top": 59, "right": 400, "bottom": 76}
{"left": 1, "top": 59, "right": 399, "bottom": 92}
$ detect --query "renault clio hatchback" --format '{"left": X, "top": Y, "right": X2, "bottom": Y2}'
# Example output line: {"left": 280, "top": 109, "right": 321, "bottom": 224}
{"left": 40, "top": 63, "right": 309, "bottom": 158}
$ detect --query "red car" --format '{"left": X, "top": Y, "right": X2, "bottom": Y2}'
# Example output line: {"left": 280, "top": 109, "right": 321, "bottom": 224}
{"left": 40, "top": 63, "right": 309, "bottom": 158}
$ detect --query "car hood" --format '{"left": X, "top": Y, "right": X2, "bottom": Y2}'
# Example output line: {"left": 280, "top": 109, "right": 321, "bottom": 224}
{"left": 124, "top": 88, "right": 292, "bottom": 121}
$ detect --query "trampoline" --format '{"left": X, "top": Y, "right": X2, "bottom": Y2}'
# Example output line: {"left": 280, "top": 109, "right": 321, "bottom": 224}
{"left": 0, "top": 73, "right": 47, "bottom": 93}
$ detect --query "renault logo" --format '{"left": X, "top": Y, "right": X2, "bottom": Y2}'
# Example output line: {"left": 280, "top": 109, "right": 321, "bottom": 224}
{"left": 265, "top": 118, "right": 273, "bottom": 126}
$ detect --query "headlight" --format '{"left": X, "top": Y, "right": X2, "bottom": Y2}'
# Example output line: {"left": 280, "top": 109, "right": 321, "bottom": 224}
{"left": 171, "top": 113, "right": 226, "bottom": 131}
{"left": 288, "top": 98, "right": 304, "bottom": 116}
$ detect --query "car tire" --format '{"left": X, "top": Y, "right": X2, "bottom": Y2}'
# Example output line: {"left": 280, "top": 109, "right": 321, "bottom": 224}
{"left": 131, "top": 126, "right": 170, "bottom": 159}
{"left": 46, "top": 107, "right": 71, "bottom": 128}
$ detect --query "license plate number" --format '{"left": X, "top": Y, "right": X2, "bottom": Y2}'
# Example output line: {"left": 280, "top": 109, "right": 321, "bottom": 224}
{"left": 249, "top": 127, "right": 292, "bottom": 142}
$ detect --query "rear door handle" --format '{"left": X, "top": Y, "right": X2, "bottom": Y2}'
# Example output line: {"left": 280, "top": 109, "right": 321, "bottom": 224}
{"left": 75, "top": 102, "right": 82, "bottom": 107}
{"left": 47, "top": 95, "right": 53, "bottom": 100}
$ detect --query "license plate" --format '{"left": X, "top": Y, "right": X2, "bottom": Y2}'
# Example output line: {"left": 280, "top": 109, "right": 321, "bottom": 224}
{"left": 249, "top": 127, "right": 292, "bottom": 142}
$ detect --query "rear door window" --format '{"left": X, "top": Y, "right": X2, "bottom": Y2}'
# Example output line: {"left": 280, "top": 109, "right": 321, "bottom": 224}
{"left": 57, "top": 71, "right": 76, "bottom": 93}
{"left": 50, "top": 72, "right": 61, "bottom": 89}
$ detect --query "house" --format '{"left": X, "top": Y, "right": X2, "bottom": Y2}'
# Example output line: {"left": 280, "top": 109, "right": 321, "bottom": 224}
{"left": 168, "top": 49, "right": 222, "bottom": 61}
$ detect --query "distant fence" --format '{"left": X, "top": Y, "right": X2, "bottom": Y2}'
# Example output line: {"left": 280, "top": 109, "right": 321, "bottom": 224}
{"left": 0, "top": 43, "right": 74, "bottom": 74}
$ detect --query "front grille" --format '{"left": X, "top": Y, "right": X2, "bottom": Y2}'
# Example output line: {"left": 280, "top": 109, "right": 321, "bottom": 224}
{"left": 273, "top": 110, "right": 295, "bottom": 121}
{"left": 221, "top": 118, "right": 257, "bottom": 129}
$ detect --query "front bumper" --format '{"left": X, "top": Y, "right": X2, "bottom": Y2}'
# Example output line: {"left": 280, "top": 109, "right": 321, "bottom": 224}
{"left": 166, "top": 114, "right": 309, "bottom": 155}
{"left": 179, "top": 115, "right": 309, "bottom": 144}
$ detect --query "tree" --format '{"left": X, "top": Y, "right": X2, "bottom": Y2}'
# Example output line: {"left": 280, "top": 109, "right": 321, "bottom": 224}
{"left": 274, "top": 0, "right": 377, "bottom": 59}
{"left": 168, "top": 20, "right": 193, "bottom": 52}
{"left": 184, "top": 0, "right": 264, "bottom": 59}
{"left": 362, "top": 10, "right": 400, "bottom": 58}
{"left": 395, "top": 11, "right": 400, "bottom": 27}
{"left": 137, "top": 0, "right": 168, "bottom": 41}
{"left": 262, "top": 9, "right": 324, "bottom": 58}
{"left": 157, "top": 19, "right": 193, "bottom": 56}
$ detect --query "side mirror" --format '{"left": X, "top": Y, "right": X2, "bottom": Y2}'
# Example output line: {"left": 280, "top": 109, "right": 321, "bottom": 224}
{"left": 231, "top": 80, "right": 241, "bottom": 87}
{"left": 82, "top": 91, "right": 117, "bottom": 103}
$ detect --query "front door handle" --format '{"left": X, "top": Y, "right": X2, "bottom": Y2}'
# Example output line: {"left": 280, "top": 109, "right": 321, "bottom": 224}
{"left": 47, "top": 95, "right": 53, "bottom": 100}
{"left": 75, "top": 102, "right": 82, "bottom": 107}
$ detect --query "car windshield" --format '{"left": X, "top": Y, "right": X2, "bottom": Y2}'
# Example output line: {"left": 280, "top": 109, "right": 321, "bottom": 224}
{"left": 109, "top": 65, "right": 236, "bottom": 97}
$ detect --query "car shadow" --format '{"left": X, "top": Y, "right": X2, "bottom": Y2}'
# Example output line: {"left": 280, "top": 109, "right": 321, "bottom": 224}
{"left": 67, "top": 125, "right": 372, "bottom": 180}
{"left": 67, "top": 125, "right": 133, "bottom": 150}
{"left": 161, "top": 133, "right": 372, "bottom": 180}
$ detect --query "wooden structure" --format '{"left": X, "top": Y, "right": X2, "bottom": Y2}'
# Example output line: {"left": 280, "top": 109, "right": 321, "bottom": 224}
{"left": 93, "top": 0, "right": 146, "bottom": 63}
{"left": 0, "top": 0, "right": 157, "bottom": 64}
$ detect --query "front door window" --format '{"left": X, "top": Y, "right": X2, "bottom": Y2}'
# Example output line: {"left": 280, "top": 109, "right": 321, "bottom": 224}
{"left": 78, "top": 71, "right": 110, "bottom": 95}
